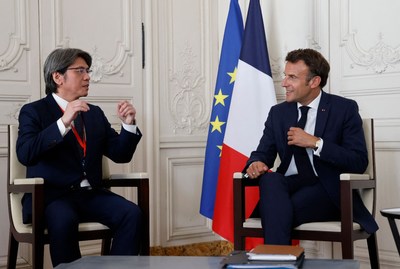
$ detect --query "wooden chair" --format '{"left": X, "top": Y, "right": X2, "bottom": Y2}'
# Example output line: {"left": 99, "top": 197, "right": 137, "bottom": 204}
{"left": 7, "top": 124, "right": 150, "bottom": 269}
{"left": 233, "top": 119, "right": 379, "bottom": 269}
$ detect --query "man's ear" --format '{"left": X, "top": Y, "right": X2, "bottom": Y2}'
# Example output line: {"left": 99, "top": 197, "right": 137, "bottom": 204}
{"left": 310, "top": 76, "right": 321, "bottom": 89}
{"left": 52, "top": 72, "right": 63, "bottom": 86}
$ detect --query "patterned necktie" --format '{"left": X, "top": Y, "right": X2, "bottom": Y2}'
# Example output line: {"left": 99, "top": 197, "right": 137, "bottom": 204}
{"left": 293, "top": 106, "right": 315, "bottom": 178}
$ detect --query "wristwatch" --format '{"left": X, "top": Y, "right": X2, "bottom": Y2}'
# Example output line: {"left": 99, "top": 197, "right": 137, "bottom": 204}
{"left": 314, "top": 138, "right": 321, "bottom": 151}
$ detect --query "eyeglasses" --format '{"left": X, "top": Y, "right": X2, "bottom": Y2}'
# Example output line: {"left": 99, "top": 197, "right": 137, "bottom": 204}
{"left": 66, "top": 67, "right": 92, "bottom": 75}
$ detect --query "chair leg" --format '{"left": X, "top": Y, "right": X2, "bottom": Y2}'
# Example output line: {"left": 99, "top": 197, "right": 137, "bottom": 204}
{"left": 101, "top": 237, "right": 112, "bottom": 255}
{"left": 7, "top": 231, "right": 18, "bottom": 269}
{"left": 341, "top": 238, "right": 354, "bottom": 259}
{"left": 32, "top": 241, "right": 44, "bottom": 269}
{"left": 140, "top": 229, "right": 150, "bottom": 255}
{"left": 367, "top": 233, "right": 380, "bottom": 269}
{"left": 234, "top": 234, "right": 246, "bottom": 251}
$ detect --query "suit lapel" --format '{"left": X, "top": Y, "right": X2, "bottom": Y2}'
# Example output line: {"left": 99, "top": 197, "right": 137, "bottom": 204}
{"left": 277, "top": 103, "right": 298, "bottom": 174}
{"left": 281, "top": 103, "right": 298, "bottom": 157}
{"left": 314, "top": 91, "right": 330, "bottom": 137}
{"left": 45, "top": 94, "right": 64, "bottom": 120}
{"left": 46, "top": 94, "right": 83, "bottom": 159}
{"left": 285, "top": 103, "right": 299, "bottom": 130}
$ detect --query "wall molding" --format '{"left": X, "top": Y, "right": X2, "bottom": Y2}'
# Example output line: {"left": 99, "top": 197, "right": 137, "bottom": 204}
{"left": 169, "top": 41, "right": 208, "bottom": 135}
{"left": 0, "top": 0, "right": 29, "bottom": 72}
{"left": 165, "top": 156, "right": 214, "bottom": 243}
{"left": 340, "top": 0, "right": 400, "bottom": 74}
{"left": 53, "top": 0, "right": 134, "bottom": 83}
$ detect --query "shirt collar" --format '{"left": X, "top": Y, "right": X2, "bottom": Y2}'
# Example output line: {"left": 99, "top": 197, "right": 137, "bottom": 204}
{"left": 52, "top": 93, "right": 68, "bottom": 111}
{"left": 297, "top": 90, "right": 322, "bottom": 111}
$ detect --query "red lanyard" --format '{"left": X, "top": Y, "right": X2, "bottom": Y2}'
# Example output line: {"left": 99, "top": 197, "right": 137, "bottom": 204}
{"left": 59, "top": 107, "right": 86, "bottom": 157}
{"left": 71, "top": 119, "right": 86, "bottom": 157}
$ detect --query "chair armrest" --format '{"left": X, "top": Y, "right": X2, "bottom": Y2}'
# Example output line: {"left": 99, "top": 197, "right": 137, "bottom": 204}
{"left": 14, "top": 178, "right": 44, "bottom": 185}
{"left": 102, "top": 172, "right": 149, "bottom": 188}
{"left": 233, "top": 172, "right": 259, "bottom": 187}
{"left": 340, "top": 173, "right": 370, "bottom": 180}
{"left": 109, "top": 172, "right": 148, "bottom": 179}
{"left": 234, "top": 172, "right": 244, "bottom": 179}
{"left": 9, "top": 177, "right": 44, "bottom": 193}
{"left": 233, "top": 172, "right": 260, "bottom": 233}
{"left": 8, "top": 178, "right": 46, "bottom": 234}
{"left": 339, "top": 173, "right": 377, "bottom": 228}
{"left": 340, "top": 173, "right": 375, "bottom": 190}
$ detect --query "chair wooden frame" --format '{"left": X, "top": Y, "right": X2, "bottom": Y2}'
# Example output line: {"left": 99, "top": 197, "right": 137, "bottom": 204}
{"left": 233, "top": 119, "right": 379, "bottom": 269}
{"left": 7, "top": 125, "right": 149, "bottom": 269}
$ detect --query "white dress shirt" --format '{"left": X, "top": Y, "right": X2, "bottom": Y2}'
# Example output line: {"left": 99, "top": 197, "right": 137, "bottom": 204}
{"left": 285, "top": 91, "right": 323, "bottom": 177}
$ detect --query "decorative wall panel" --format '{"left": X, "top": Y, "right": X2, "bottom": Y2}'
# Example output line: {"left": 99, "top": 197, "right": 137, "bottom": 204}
{"left": 158, "top": 0, "right": 216, "bottom": 139}
{"left": 155, "top": 0, "right": 220, "bottom": 247}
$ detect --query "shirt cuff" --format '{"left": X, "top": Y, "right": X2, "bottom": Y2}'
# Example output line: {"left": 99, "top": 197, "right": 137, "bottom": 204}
{"left": 313, "top": 138, "right": 324, "bottom": 156}
{"left": 57, "top": 118, "right": 71, "bottom": 137}
{"left": 122, "top": 122, "right": 138, "bottom": 134}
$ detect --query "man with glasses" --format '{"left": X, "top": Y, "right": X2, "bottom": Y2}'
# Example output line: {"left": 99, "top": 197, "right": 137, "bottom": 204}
{"left": 244, "top": 48, "right": 378, "bottom": 245}
{"left": 17, "top": 48, "right": 143, "bottom": 266}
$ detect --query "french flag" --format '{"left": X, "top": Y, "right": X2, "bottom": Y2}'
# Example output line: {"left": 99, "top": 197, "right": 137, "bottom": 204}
{"left": 212, "top": 0, "right": 276, "bottom": 246}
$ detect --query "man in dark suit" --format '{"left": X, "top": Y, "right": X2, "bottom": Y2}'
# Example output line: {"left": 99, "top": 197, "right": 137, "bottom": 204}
{"left": 244, "top": 48, "right": 378, "bottom": 245}
{"left": 17, "top": 48, "right": 143, "bottom": 266}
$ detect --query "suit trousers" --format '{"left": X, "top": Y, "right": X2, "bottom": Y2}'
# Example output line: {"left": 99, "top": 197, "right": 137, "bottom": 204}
{"left": 258, "top": 172, "right": 340, "bottom": 245}
{"left": 45, "top": 188, "right": 142, "bottom": 267}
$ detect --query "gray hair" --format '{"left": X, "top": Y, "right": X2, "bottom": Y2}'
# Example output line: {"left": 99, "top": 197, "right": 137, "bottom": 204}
{"left": 44, "top": 48, "right": 92, "bottom": 94}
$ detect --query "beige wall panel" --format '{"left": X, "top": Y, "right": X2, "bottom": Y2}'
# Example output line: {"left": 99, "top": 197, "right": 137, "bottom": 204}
{"left": 153, "top": 0, "right": 220, "bottom": 246}
{"left": 0, "top": 0, "right": 40, "bottom": 267}
{"left": 330, "top": 0, "right": 400, "bottom": 268}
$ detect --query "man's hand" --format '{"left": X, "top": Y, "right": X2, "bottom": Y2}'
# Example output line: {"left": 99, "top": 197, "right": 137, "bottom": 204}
{"left": 287, "top": 127, "right": 319, "bottom": 148}
{"left": 61, "top": 100, "right": 90, "bottom": 128}
{"left": 246, "top": 161, "right": 269, "bottom": 179}
{"left": 117, "top": 100, "right": 136, "bottom": 125}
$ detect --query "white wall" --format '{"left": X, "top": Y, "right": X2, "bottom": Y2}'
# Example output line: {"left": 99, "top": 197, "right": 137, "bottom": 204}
{"left": 0, "top": 0, "right": 399, "bottom": 268}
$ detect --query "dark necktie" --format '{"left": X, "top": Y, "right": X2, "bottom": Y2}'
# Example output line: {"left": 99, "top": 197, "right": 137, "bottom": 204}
{"left": 74, "top": 113, "right": 84, "bottom": 138}
{"left": 74, "top": 113, "right": 84, "bottom": 156}
{"left": 293, "top": 106, "right": 315, "bottom": 178}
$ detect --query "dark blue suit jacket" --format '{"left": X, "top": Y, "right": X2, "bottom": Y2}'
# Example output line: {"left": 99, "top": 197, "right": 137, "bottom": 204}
{"left": 17, "top": 94, "right": 142, "bottom": 223}
{"left": 246, "top": 91, "right": 378, "bottom": 234}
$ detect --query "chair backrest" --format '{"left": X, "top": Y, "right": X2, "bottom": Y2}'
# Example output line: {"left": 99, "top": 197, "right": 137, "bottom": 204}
{"left": 8, "top": 125, "right": 26, "bottom": 183}
{"left": 360, "top": 118, "right": 376, "bottom": 215}
{"left": 102, "top": 156, "right": 111, "bottom": 179}
{"left": 8, "top": 125, "right": 32, "bottom": 234}
{"left": 362, "top": 118, "right": 375, "bottom": 180}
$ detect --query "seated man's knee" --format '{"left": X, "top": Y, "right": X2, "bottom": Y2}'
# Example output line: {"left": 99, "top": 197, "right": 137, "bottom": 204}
{"left": 120, "top": 202, "right": 143, "bottom": 227}
{"left": 46, "top": 213, "right": 79, "bottom": 235}
{"left": 259, "top": 172, "right": 286, "bottom": 191}
{"left": 128, "top": 204, "right": 142, "bottom": 222}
